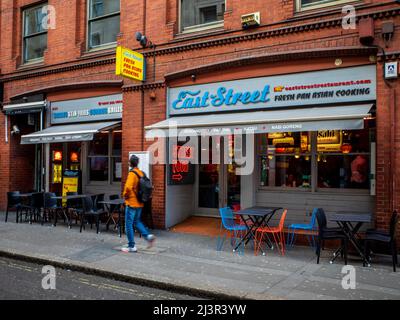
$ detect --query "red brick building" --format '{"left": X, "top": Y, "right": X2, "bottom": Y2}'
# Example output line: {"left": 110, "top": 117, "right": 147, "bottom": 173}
{"left": 0, "top": 0, "right": 399, "bottom": 240}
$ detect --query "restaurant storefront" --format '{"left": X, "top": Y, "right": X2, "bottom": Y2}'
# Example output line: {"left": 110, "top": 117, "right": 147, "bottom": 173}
{"left": 146, "top": 64, "right": 377, "bottom": 228}
{"left": 20, "top": 94, "right": 123, "bottom": 197}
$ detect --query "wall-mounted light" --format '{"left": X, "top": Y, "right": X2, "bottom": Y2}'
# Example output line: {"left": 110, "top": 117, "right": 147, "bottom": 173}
{"left": 53, "top": 151, "right": 62, "bottom": 161}
{"left": 11, "top": 125, "right": 20, "bottom": 135}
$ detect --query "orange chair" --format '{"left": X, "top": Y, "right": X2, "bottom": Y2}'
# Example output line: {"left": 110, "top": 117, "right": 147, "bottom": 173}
{"left": 254, "top": 209, "right": 287, "bottom": 256}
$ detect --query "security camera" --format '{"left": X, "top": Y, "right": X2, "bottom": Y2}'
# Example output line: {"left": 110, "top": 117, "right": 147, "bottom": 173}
{"left": 11, "top": 125, "right": 20, "bottom": 135}
{"left": 135, "top": 31, "right": 148, "bottom": 47}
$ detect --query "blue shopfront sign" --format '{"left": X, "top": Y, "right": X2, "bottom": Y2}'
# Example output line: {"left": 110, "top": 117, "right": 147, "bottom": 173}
{"left": 168, "top": 65, "right": 376, "bottom": 116}
{"left": 51, "top": 94, "right": 123, "bottom": 124}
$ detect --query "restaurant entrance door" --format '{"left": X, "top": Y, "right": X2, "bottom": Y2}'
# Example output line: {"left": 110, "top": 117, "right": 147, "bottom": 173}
{"left": 195, "top": 136, "right": 241, "bottom": 217}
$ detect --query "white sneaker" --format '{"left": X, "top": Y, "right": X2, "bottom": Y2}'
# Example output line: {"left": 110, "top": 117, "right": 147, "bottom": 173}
{"left": 147, "top": 234, "right": 156, "bottom": 248}
{"left": 121, "top": 246, "right": 137, "bottom": 253}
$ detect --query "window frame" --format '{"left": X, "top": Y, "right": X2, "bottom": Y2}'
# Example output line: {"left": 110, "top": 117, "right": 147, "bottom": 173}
{"left": 295, "top": 0, "right": 359, "bottom": 12}
{"left": 22, "top": 3, "right": 48, "bottom": 64}
{"left": 178, "top": 0, "right": 226, "bottom": 34}
{"left": 87, "top": 128, "right": 122, "bottom": 185}
{"left": 87, "top": 0, "right": 121, "bottom": 50}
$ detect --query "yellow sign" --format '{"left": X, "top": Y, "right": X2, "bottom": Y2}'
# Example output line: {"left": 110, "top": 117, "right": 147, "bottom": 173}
{"left": 301, "top": 130, "right": 343, "bottom": 152}
{"left": 52, "top": 164, "right": 62, "bottom": 184}
{"left": 62, "top": 177, "right": 79, "bottom": 206}
{"left": 115, "top": 46, "right": 145, "bottom": 81}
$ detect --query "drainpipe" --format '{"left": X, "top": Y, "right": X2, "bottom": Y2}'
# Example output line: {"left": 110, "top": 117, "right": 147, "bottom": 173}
{"left": 141, "top": 0, "right": 147, "bottom": 151}
{"left": 390, "top": 88, "right": 396, "bottom": 213}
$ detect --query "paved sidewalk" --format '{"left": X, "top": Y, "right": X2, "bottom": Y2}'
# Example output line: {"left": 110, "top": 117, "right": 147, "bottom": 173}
{"left": 0, "top": 213, "right": 399, "bottom": 300}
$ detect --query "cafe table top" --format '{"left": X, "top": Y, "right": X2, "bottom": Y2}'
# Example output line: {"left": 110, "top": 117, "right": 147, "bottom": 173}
{"left": 98, "top": 199, "right": 125, "bottom": 206}
{"left": 329, "top": 212, "right": 373, "bottom": 223}
{"left": 19, "top": 193, "right": 33, "bottom": 197}
{"left": 51, "top": 195, "right": 88, "bottom": 200}
{"left": 236, "top": 206, "right": 283, "bottom": 217}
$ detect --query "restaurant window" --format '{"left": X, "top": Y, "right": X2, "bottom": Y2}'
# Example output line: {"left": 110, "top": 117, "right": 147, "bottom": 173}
{"left": 259, "top": 132, "right": 312, "bottom": 188}
{"left": 88, "top": 129, "right": 121, "bottom": 183}
{"left": 180, "top": 0, "right": 225, "bottom": 32}
{"left": 88, "top": 0, "right": 120, "bottom": 49}
{"left": 296, "top": 0, "right": 354, "bottom": 12}
{"left": 317, "top": 121, "right": 375, "bottom": 190}
{"left": 23, "top": 3, "right": 48, "bottom": 63}
{"left": 259, "top": 119, "right": 375, "bottom": 191}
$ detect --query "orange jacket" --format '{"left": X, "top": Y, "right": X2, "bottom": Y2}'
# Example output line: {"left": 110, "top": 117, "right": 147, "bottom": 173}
{"left": 122, "top": 168, "right": 144, "bottom": 208}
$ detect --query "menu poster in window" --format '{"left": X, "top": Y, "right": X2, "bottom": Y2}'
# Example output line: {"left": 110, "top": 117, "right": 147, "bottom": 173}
{"left": 128, "top": 151, "right": 151, "bottom": 179}
{"left": 167, "top": 145, "right": 195, "bottom": 185}
{"left": 115, "top": 162, "right": 122, "bottom": 179}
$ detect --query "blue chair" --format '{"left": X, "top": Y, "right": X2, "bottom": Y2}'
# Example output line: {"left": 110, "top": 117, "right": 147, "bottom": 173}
{"left": 287, "top": 208, "right": 318, "bottom": 248}
{"left": 217, "top": 207, "right": 247, "bottom": 254}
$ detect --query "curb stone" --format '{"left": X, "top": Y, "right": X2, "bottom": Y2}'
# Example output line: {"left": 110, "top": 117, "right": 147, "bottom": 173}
{"left": 0, "top": 249, "right": 255, "bottom": 300}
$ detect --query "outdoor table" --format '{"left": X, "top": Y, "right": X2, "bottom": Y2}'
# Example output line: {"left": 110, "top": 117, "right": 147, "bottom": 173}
{"left": 98, "top": 199, "right": 125, "bottom": 237}
{"left": 329, "top": 212, "right": 373, "bottom": 265}
{"left": 19, "top": 193, "right": 33, "bottom": 197}
{"left": 51, "top": 195, "right": 88, "bottom": 228}
{"left": 234, "top": 206, "right": 282, "bottom": 254}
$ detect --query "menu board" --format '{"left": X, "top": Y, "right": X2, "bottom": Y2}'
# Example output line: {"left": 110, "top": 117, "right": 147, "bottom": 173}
{"left": 128, "top": 151, "right": 151, "bottom": 179}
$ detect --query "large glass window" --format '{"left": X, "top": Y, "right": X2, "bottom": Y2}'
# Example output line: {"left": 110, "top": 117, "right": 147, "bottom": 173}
{"left": 259, "top": 132, "right": 312, "bottom": 188}
{"left": 181, "top": 0, "right": 225, "bottom": 32}
{"left": 88, "top": 129, "right": 121, "bottom": 183}
{"left": 23, "top": 4, "right": 48, "bottom": 62}
{"left": 259, "top": 119, "right": 375, "bottom": 191}
{"left": 88, "top": 0, "right": 120, "bottom": 49}
{"left": 297, "top": 0, "right": 353, "bottom": 12}
{"left": 317, "top": 123, "right": 374, "bottom": 190}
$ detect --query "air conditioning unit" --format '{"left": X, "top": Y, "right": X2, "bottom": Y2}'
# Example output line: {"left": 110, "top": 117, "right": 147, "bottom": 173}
{"left": 241, "top": 12, "right": 260, "bottom": 29}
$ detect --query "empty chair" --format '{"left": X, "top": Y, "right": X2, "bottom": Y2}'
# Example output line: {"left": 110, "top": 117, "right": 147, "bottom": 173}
{"left": 287, "top": 208, "right": 318, "bottom": 248}
{"left": 43, "top": 192, "right": 65, "bottom": 226}
{"left": 105, "top": 194, "right": 122, "bottom": 230}
{"left": 27, "top": 192, "right": 45, "bottom": 224}
{"left": 66, "top": 192, "right": 81, "bottom": 227}
{"left": 315, "top": 208, "right": 348, "bottom": 265}
{"left": 5, "top": 191, "right": 22, "bottom": 223}
{"left": 255, "top": 209, "right": 287, "bottom": 256}
{"left": 78, "top": 196, "right": 106, "bottom": 234}
{"left": 364, "top": 210, "right": 398, "bottom": 272}
{"left": 217, "top": 207, "right": 247, "bottom": 252}
{"left": 94, "top": 194, "right": 105, "bottom": 212}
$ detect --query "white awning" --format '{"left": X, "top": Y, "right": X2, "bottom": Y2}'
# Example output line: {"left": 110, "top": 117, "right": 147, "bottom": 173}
{"left": 21, "top": 121, "right": 121, "bottom": 144}
{"left": 145, "top": 104, "right": 373, "bottom": 137}
{"left": 3, "top": 101, "right": 46, "bottom": 115}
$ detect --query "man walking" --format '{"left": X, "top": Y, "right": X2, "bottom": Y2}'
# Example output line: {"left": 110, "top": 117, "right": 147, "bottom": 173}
{"left": 121, "top": 155, "right": 155, "bottom": 253}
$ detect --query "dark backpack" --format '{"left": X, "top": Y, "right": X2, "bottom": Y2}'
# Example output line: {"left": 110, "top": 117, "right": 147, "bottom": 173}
{"left": 132, "top": 170, "right": 153, "bottom": 203}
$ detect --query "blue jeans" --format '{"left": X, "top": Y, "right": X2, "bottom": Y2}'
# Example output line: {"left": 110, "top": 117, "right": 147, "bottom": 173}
{"left": 125, "top": 206, "right": 150, "bottom": 248}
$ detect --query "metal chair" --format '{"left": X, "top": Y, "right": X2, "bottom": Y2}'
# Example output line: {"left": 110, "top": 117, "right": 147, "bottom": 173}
{"left": 43, "top": 192, "right": 65, "bottom": 226}
{"left": 315, "top": 208, "right": 348, "bottom": 265}
{"left": 255, "top": 209, "right": 287, "bottom": 256}
{"left": 26, "top": 192, "right": 44, "bottom": 224}
{"left": 5, "top": 191, "right": 22, "bottom": 223}
{"left": 364, "top": 210, "right": 398, "bottom": 272}
{"left": 217, "top": 207, "right": 247, "bottom": 253}
{"left": 105, "top": 194, "right": 121, "bottom": 230}
{"left": 287, "top": 208, "right": 318, "bottom": 248}
{"left": 78, "top": 196, "right": 106, "bottom": 234}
